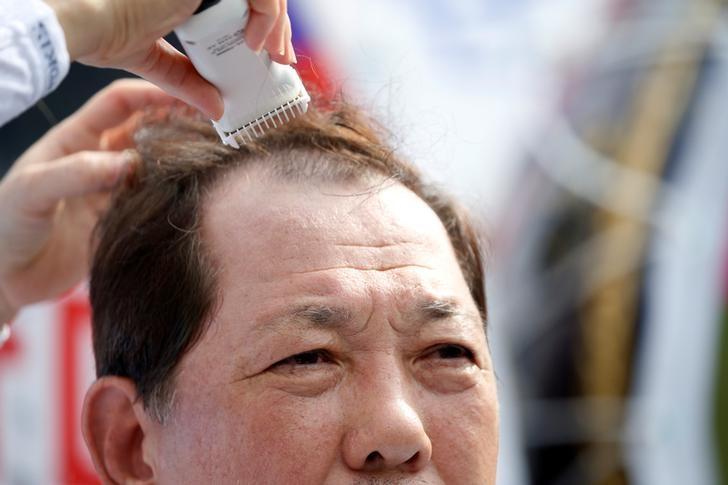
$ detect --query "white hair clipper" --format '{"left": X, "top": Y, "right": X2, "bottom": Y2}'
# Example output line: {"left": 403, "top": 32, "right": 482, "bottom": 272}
{"left": 175, "top": 0, "right": 310, "bottom": 148}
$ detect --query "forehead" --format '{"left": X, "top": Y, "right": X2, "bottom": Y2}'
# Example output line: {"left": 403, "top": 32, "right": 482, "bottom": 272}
{"left": 203, "top": 167, "right": 457, "bottom": 272}
{"left": 199, "top": 165, "right": 476, "bottom": 332}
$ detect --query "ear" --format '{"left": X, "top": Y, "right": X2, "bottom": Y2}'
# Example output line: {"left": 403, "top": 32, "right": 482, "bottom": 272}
{"left": 82, "top": 377, "right": 157, "bottom": 484}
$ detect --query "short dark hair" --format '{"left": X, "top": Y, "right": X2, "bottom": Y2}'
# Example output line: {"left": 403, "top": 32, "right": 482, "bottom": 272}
{"left": 90, "top": 101, "right": 487, "bottom": 421}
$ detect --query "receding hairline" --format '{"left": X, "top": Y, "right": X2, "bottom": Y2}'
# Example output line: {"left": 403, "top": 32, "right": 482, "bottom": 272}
{"left": 194, "top": 146, "right": 417, "bottom": 247}
{"left": 198, "top": 146, "right": 398, "bottom": 196}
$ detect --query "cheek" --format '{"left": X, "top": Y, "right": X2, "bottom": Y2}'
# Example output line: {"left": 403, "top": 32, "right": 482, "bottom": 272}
{"left": 242, "top": 390, "right": 345, "bottom": 476}
{"left": 157, "top": 385, "right": 345, "bottom": 484}
{"left": 425, "top": 374, "right": 499, "bottom": 484}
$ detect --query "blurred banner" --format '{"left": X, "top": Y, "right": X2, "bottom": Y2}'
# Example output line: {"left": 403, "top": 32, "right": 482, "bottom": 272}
{"left": 0, "top": 290, "right": 96, "bottom": 484}
{"left": 2, "top": 1, "right": 727, "bottom": 484}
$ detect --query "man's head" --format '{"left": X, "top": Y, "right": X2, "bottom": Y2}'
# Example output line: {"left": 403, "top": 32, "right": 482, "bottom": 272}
{"left": 83, "top": 104, "right": 499, "bottom": 484}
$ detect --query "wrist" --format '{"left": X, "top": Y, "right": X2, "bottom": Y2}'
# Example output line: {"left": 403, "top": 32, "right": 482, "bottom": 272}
{"left": 43, "top": 0, "right": 97, "bottom": 60}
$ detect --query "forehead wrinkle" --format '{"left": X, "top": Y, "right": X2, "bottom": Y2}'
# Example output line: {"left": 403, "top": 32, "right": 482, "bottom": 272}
{"left": 289, "top": 263, "right": 434, "bottom": 276}
{"left": 333, "top": 240, "right": 420, "bottom": 249}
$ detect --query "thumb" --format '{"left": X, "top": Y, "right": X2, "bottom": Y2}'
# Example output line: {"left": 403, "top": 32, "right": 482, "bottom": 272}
{"left": 21, "top": 151, "right": 137, "bottom": 216}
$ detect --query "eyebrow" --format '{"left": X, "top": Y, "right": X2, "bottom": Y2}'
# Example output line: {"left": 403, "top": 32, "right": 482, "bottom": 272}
{"left": 261, "top": 297, "right": 475, "bottom": 334}
{"left": 293, "top": 304, "right": 352, "bottom": 327}
{"left": 418, "top": 298, "right": 462, "bottom": 320}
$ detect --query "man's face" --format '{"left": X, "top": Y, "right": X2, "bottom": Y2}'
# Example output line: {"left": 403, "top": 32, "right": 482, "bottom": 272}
{"left": 145, "top": 170, "right": 499, "bottom": 484}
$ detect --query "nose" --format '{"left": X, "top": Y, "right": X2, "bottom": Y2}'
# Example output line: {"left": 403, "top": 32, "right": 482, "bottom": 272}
{"left": 342, "top": 375, "right": 433, "bottom": 473}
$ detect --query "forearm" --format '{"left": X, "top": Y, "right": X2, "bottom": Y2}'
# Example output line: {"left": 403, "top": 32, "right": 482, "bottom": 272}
{"left": 0, "top": 0, "right": 70, "bottom": 125}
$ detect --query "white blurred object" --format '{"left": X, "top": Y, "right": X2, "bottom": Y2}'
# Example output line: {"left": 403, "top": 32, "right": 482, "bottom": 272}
{"left": 296, "top": 0, "right": 613, "bottom": 221}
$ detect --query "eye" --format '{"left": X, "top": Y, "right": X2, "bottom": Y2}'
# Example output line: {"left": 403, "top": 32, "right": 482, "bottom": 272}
{"left": 264, "top": 349, "right": 341, "bottom": 396}
{"left": 416, "top": 344, "right": 481, "bottom": 393}
{"left": 424, "top": 344, "right": 474, "bottom": 361}
{"left": 273, "top": 349, "right": 333, "bottom": 368}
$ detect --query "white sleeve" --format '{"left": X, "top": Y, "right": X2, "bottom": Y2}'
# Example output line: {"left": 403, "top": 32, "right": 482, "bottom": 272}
{"left": 0, "top": 0, "right": 70, "bottom": 127}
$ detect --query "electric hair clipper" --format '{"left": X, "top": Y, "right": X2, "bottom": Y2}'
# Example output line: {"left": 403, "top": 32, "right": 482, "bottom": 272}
{"left": 175, "top": 0, "right": 310, "bottom": 148}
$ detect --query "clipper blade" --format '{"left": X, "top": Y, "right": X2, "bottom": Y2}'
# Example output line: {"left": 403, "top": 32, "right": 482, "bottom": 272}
{"left": 213, "top": 88, "right": 311, "bottom": 149}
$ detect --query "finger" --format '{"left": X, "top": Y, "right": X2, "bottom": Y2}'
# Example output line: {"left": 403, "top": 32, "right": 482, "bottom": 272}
{"left": 20, "top": 151, "right": 137, "bottom": 216}
{"left": 15, "top": 80, "right": 175, "bottom": 168}
{"left": 86, "top": 192, "right": 113, "bottom": 219}
{"left": 264, "top": 0, "right": 288, "bottom": 63}
{"left": 126, "top": 39, "right": 224, "bottom": 120}
{"left": 63, "top": 79, "right": 175, "bottom": 140}
{"left": 284, "top": 15, "right": 296, "bottom": 64}
{"left": 245, "top": 0, "right": 282, "bottom": 52}
{"left": 99, "top": 111, "right": 146, "bottom": 152}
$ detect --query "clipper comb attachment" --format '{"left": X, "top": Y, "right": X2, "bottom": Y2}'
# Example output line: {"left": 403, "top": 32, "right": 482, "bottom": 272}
{"left": 214, "top": 90, "right": 310, "bottom": 148}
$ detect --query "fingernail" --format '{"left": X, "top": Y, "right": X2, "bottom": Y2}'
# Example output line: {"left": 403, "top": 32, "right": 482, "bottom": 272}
{"left": 210, "top": 95, "right": 224, "bottom": 121}
{"left": 122, "top": 149, "right": 140, "bottom": 164}
{"left": 289, "top": 43, "right": 297, "bottom": 64}
{"left": 120, "top": 150, "right": 140, "bottom": 173}
{"left": 0, "top": 323, "right": 12, "bottom": 348}
{"left": 119, "top": 150, "right": 141, "bottom": 186}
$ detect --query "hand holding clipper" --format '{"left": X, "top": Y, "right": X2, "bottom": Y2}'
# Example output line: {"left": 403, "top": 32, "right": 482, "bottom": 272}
{"left": 175, "top": 0, "right": 310, "bottom": 148}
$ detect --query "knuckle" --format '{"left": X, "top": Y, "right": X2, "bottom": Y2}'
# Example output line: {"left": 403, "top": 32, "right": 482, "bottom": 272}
{"left": 108, "top": 78, "right": 134, "bottom": 91}
{"left": 99, "top": 79, "right": 134, "bottom": 106}
{"left": 74, "top": 152, "right": 119, "bottom": 186}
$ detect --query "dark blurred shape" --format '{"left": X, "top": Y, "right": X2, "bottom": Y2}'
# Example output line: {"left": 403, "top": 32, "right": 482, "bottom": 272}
{"left": 718, "top": 294, "right": 728, "bottom": 484}
{"left": 0, "top": 64, "right": 130, "bottom": 175}
{"left": 194, "top": 0, "right": 222, "bottom": 15}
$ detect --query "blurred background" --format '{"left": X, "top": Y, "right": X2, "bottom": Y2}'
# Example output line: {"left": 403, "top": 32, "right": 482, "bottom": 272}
{"left": 1, "top": 0, "right": 727, "bottom": 483}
